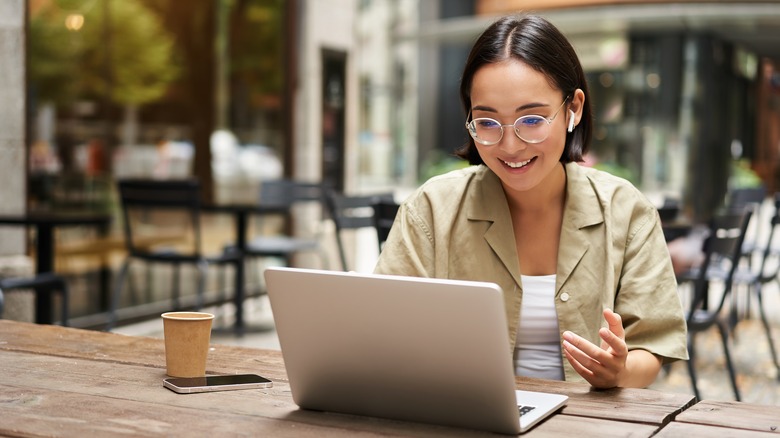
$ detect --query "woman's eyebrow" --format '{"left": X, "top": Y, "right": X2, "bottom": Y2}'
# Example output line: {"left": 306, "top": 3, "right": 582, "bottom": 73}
{"left": 471, "top": 105, "right": 497, "bottom": 113}
{"left": 471, "top": 102, "right": 550, "bottom": 113}
{"left": 515, "top": 102, "right": 548, "bottom": 112}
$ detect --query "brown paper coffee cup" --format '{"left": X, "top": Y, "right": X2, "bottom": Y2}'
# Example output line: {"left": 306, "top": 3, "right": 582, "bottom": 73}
{"left": 162, "top": 311, "right": 215, "bottom": 377}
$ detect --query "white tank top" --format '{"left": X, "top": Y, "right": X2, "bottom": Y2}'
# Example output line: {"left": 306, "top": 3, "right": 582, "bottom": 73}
{"left": 513, "top": 274, "right": 564, "bottom": 380}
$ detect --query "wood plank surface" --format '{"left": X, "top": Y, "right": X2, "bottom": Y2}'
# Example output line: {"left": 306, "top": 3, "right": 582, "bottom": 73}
{"left": 0, "top": 321, "right": 694, "bottom": 424}
{"left": 655, "top": 422, "right": 779, "bottom": 437}
{"left": 673, "top": 400, "right": 780, "bottom": 434}
{"left": 0, "top": 319, "right": 288, "bottom": 380}
{"left": 0, "top": 320, "right": 687, "bottom": 437}
{"left": 516, "top": 376, "right": 695, "bottom": 426}
{"left": 0, "top": 350, "right": 649, "bottom": 438}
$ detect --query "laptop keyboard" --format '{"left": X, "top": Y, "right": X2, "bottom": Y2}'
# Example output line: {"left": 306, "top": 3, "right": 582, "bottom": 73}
{"left": 518, "top": 405, "right": 536, "bottom": 417}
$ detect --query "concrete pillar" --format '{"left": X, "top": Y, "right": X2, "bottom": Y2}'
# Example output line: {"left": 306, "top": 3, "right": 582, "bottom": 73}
{"left": 0, "top": 0, "right": 33, "bottom": 321}
{"left": 0, "top": 0, "right": 27, "bottom": 256}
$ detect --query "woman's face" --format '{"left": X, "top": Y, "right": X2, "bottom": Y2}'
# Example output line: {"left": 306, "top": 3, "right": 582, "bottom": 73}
{"left": 469, "top": 59, "right": 572, "bottom": 195}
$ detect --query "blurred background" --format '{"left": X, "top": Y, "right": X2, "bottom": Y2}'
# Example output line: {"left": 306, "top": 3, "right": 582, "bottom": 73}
{"left": 12, "top": 0, "right": 780, "bottom": 217}
{"left": 3, "top": 0, "right": 780, "bottom": 404}
{"left": 1, "top": 0, "right": 780, "bottom": 326}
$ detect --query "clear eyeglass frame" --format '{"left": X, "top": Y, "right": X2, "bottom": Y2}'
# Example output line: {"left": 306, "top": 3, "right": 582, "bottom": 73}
{"left": 465, "top": 96, "right": 570, "bottom": 145}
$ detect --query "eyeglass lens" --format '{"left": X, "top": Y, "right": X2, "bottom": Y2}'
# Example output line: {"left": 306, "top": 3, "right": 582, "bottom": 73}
{"left": 470, "top": 115, "right": 550, "bottom": 145}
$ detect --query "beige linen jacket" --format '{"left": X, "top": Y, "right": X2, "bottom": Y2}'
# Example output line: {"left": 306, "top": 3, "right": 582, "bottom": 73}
{"left": 374, "top": 162, "right": 688, "bottom": 382}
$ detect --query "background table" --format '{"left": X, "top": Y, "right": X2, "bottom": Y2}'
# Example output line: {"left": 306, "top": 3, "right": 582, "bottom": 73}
{"left": 202, "top": 203, "right": 286, "bottom": 334}
{"left": 0, "top": 212, "right": 111, "bottom": 323}
{"left": 0, "top": 320, "right": 696, "bottom": 437}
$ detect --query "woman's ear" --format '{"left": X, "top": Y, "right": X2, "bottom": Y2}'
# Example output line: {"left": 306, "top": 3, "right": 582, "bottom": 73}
{"left": 568, "top": 88, "right": 585, "bottom": 129}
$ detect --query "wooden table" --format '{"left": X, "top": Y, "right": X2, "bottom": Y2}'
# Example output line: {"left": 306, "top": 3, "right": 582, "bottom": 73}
{"left": 656, "top": 400, "right": 780, "bottom": 437}
{"left": 0, "top": 212, "right": 112, "bottom": 323}
{"left": 0, "top": 320, "right": 696, "bottom": 437}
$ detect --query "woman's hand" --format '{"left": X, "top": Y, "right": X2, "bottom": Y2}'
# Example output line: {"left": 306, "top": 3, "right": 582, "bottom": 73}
{"left": 562, "top": 309, "right": 661, "bottom": 388}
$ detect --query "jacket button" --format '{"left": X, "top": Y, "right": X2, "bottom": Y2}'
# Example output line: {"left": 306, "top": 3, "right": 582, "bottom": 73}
{"left": 560, "top": 292, "right": 570, "bottom": 302}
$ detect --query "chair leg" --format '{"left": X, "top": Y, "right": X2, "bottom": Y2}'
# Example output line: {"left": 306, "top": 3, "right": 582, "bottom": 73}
{"left": 196, "top": 260, "right": 208, "bottom": 311}
{"left": 217, "top": 264, "right": 226, "bottom": 303}
{"left": 716, "top": 320, "right": 742, "bottom": 401}
{"left": 128, "top": 262, "right": 144, "bottom": 306}
{"left": 754, "top": 283, "right": 780, "bottom": 376}
{"left": 729, "top": 288, "right": 740, "bottom": 334}
{"left": 336, "top": 235, "right": 348, "bottom": 271}
{"left": 143, "top": 263, "right": 152, "bottom": 303}
{"left": 57, "top": 278, "right": 70, "bottom": 327}
{"left": 215, "top": 263, "right": 227, "bottom": 324}
{"left": 172, "top": 263, "right": 181, "bottom": 310}
{"left": 107, "top": 259, "right": 131, "bottom": 331}
{"left": 686, "top": 333, "right": 702, "bottom": 402}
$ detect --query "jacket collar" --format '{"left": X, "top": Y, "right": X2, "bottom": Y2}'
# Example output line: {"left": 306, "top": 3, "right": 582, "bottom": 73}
{"left": 557, "top": 162, "right": 605, "bottom": 292}
{"left": 465, "top": 163, "right": 605, "bottom": 291}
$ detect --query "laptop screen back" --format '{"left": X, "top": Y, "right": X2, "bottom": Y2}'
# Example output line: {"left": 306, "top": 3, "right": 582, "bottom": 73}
{"left": 264, "top": 267, "right": 524, "bottom": 434}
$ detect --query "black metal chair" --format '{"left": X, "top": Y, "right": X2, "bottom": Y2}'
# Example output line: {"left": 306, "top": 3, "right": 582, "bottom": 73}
{"left": 108, "top": 179, "right": 241, "bottom": 331}
{"left": 726, "top": 185, "right": 767, "bottom": 257}
{"left": 324, "top": 190, "right": 395, "bottom": 271}
{"left": 729, "top": 192, "right": 780, "bottom": 378}
{"left": 240, "top": 179, "right": 329, "bottom": 268}
{"left": 678, "top": 209, "right": 752, "bottom": 401}
{"left": 0, "top": 272, "right": 70, "bottom": 326}
{"left": 372, "top": 198, "right": 400, "bottom": 252}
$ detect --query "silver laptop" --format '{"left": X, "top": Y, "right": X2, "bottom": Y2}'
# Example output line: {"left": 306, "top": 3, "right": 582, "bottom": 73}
{"left": 264, "top": 267, "right": 568, "bottom": 435}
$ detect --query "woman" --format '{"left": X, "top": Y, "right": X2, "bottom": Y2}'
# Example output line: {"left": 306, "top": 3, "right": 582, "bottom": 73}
{"left": 374, "top": 15, "right": 687, "bottom": 388}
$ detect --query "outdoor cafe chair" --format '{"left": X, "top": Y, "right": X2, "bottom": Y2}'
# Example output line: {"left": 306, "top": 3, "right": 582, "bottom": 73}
{"left": 107, "top": 179, "right": 241, "bottom": 331}
{"left": 239, "top": 179, "right": 330, "bottom": 268}
{"left": 0, "top": 272, "right": 70, "bottom": 326}
{"left": 726, "top": 185, "right": 767, "bottom": 258}
{"left": 676, "top": 209, "right": 752, "bottom": 401}
{"left": 729, "top": 191, "right": 780, "bottom": 377}
{"left": 324, "top": 189, "right": 395, "bottom": 271}
{"left": 372, "top": 198, "right": 400, "bottom": 253}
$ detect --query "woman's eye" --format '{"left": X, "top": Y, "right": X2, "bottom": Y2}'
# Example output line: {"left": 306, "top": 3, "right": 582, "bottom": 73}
{"left": 476, "top": 119, "right": 500, "bottom": 129}
{"left": 517, "top": 116, "right": 545, "bottom": 127}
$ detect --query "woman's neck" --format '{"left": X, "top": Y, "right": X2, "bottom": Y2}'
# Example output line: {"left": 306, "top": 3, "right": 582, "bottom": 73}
{"left": 504, "top": 162, "right": 567, "bottom": 214}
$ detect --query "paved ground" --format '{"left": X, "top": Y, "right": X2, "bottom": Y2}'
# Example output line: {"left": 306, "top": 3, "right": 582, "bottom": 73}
{"left": 649, "top": 317, "right": 780, "bottom": 404}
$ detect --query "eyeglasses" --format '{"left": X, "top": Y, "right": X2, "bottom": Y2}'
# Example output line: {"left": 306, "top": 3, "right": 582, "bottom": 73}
{"left": 465, "top": 96, "right": 570, "bottom": 145}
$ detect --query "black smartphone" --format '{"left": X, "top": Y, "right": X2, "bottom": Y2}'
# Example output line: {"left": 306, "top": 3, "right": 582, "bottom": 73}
{"left": 163, "top": 374, "right": 273, "bottom": 394}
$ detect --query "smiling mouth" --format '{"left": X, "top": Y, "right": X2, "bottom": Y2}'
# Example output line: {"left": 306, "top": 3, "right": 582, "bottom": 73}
{"left": 502, "top": 157, "right": 534, "bottom": 168}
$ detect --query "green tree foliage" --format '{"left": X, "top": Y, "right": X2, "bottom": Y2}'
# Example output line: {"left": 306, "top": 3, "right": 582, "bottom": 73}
{"left": 29, "top": 0, "right": 179, "bottom": 106}
{"left": 230, "top": 0, "right": 285, "bottom": 99}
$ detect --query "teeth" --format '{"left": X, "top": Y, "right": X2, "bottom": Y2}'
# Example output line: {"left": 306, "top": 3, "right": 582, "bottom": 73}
{"left": 503, "top": 158, "right": 532, "bottom": 168}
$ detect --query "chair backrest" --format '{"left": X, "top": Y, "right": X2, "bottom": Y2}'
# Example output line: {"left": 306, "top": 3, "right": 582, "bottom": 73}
{"left": 372, "top": 199, "right": 400, "bottom": 253}
{"left": 757, "top": 192, "right": 780, "bottom": 282}
{"left": 688, "top": 209, "right": 752, "bottom": 321}
{"left": 255, "top": 179, "right": 327, "bottom": 240}
{"left": 258, "top": 179, "right": 325, "bottom": 209}
{"left": 0, "top": 272, "right": 70, "bottom": 325}
{"left": 325, "top": 190, "right": 395, "bottom": 271}
{"left": 657, "top": 197, "right": 680, "bottom": 223}
{"left": 726, "top": 186, "right": 766, "bottom": 213}
{"left": 117, "top": 179, "right": 202, "bottom": 259}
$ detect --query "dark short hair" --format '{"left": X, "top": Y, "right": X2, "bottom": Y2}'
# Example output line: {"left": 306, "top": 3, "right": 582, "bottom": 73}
{"left": 455, "top": 15, "right": 592, "bottom": 164}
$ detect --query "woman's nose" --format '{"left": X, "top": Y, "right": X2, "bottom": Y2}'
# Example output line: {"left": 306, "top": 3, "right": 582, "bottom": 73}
{"left": 498, "top": 129, "right": 527, "bottom": 152}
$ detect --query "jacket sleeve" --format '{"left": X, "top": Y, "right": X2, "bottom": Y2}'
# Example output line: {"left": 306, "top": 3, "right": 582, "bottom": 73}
{"left": 616, "top": 203, "right": 689, "bottom": 363}
{"left": 373, "top": 198, "right": 436, "bottom": 278}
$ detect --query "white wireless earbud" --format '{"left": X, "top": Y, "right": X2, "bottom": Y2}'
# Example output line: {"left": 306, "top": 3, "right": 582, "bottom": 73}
{"left": 567, "top": 110, "right": 576, "bottom": 133}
